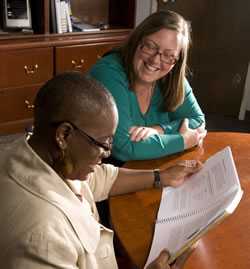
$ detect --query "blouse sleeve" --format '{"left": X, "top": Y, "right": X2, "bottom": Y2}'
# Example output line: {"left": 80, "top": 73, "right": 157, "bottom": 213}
{"left": 163, "top": 79, "right": 205, "bottom": 134}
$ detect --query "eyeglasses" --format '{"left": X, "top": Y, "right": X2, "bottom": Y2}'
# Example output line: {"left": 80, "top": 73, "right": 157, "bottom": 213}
{"left": 51, "top": 121, "right": 113, "bottom": 158}
{"left": 139, "top": 39, "right": 179, "bottom": 65}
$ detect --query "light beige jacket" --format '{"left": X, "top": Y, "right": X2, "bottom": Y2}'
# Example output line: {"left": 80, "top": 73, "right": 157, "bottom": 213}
{"left": 0, "top": 137, "right": 119, "bottom": 269}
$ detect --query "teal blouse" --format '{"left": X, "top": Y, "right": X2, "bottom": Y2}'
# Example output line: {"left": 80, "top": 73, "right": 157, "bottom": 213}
{"left": 89, "top": 53, "right": 205, "bottom": 161}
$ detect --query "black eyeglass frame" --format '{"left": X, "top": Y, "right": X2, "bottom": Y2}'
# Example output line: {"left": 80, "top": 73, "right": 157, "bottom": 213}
{"left": 51, "top": 121, "right": 112, "bottom": 153}
{"left": 139, "top": 39, "right": 179, "bottom": 65}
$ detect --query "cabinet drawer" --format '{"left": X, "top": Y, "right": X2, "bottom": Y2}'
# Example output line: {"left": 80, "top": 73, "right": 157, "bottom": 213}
{"left": 0, "top": 48, "right": 53, "bottom": 88}
{"left": 0, "top": 119, "right": 33, "bottom": 135}
{"left": 0, "top": 85, "right": 39, "bottom": 124}
{"left": 56, "top": 43, "right": 117, "bottom": 74}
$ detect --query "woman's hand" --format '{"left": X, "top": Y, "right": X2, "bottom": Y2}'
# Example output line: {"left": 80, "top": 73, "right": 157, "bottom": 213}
{"left": 179, "top": 119, "right": 207, "bottom": 149}
{"left": 147, "top": 246, "right": 196, "bottom": 269}
{"left": 147, "top": 250, "right": 170, "bottom": 269}
{"left": 160, "top": 160, "right": 203, "bottom": 188}
{"left": 129, "top": 125, "right": 164, "bottom": 142}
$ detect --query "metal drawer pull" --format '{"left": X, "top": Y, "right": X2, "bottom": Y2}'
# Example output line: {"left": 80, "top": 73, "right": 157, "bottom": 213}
{"left": 25, "top": 100, "right": 35, "bottom": 110}
{"left": 72, "top": 59, "right": 84, "bottom": 69}
{"left": 24, "top": 64, "right": 39, "bottom": 75}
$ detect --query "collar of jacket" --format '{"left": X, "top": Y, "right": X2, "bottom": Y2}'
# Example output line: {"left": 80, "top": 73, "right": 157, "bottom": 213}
{"left": 6, "top": 137, "right": 100, "bottom": 253}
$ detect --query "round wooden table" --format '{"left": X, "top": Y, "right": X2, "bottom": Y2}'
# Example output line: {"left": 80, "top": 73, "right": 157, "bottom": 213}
{"left": 109, "top": 132, "right": 250, "bottom": 269}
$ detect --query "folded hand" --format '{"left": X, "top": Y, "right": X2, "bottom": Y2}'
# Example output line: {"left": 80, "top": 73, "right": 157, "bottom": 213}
{"left": 129, "top": 125, "right": 163, "bottom": 142}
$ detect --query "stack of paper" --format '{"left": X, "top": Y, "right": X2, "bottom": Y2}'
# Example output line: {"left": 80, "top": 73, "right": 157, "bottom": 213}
{"left": 145, "top": 147, "right": 243, "bottom": 267}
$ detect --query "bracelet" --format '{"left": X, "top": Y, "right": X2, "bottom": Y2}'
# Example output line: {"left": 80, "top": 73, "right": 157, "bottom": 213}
{"left": 153, "top": 169, "right": 161, "bottom": 188}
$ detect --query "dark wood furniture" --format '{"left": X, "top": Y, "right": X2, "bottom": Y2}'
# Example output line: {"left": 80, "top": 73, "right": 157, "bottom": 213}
{"left": 109, "top": 132, "right": 250, "bottom": 269}
{"left": 0, "top": 0, "right": 135, "bottom": 135}
{"left": 158, "top": 0, "right": 250, "bottom": 117}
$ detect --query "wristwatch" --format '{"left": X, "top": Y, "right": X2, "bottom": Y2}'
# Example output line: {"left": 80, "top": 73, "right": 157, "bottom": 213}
{"left": 153, "top": 169, "right": 161, "bottom": 188}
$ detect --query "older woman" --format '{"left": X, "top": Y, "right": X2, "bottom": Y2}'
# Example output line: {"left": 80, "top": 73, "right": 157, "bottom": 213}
{"left": 90, "top": 10, "right": 206, "bottom": 163}
{"left": 0, "top": 72, "right": 201, "bottom": 269}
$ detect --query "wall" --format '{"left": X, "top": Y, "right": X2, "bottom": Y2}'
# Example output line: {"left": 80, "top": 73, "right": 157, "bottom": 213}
{"left": 239, "top": 62, "right": 250, "bottom": 119}
{"left": 135, "top": 0, "right": 157, "bottom": 26}
{"left": 158, "top": 0, "right": 250, "bottom": 118}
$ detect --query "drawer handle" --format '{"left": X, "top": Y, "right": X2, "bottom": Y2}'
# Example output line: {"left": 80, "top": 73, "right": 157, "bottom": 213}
{"left": 97, "top": 54, "right": 102, "bottom": 59}
{"left": 24, "top": 64, "right": 39, "bottom": 75}
{"left": 72, "top": 59, "right": 84, "bottom": 69}
{"left": 25, "top": 100, "right": 35, "bottom": 110}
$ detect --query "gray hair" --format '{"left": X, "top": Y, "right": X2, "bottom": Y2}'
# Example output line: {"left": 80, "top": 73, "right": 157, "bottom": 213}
{"left": 33, "top": 71, "right": 117, "bottom": 133}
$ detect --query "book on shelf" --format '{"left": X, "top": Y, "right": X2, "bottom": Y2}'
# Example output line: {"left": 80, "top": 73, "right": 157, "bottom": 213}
{"left": 145, "top": 146, "right": 243, "bottom": 267}
{"left": 51, "top": 1, "right": 99, "bottom": 34}
{"left": 72, "top": 21, "right": 101, "bottom": 32}
{"left": 55, "top": 0, "right": 62, "bottom": 33}
{"left": 50, "top": 0, "right": 57, "bottom": 33}
{"left": 52, "top": 0, "right": 72, "bottom": 34}
{"left": 60, "top": 1, "right": 68, "bottom": 33}
{"left": 65, "top": 0, "right": 72, "bottom": 32}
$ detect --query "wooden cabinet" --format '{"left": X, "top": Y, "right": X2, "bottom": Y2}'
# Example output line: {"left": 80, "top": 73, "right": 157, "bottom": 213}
{"left": 192, "top": 49, "right": 248, "bottom": 116}
{"left": 0, "top": 48, "right": 53, "bottom": 88}
{"left": 56, "top": 42, "right": 117, "bottom": 74}
{"left": 0, "top": 47, "right": 53, "bottom": 134}
{"left": 0, "top": 0, "right": 135, "bottom": 135}
{"left": 0, "top": 85, "right": 41, "bottom": 134}
{"left": 158, "top": 0, "right": 250, "bottom": 117}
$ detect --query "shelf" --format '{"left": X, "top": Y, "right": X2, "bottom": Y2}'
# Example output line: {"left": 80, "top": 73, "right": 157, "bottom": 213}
{"left": 0, "top": 0, "right": 135, "bottom": 135}
{"left": 0, "top": 0, "right": 135, "bottom": 38}
{"left": 0, "top": 29, "right": 131, "bottom": 50}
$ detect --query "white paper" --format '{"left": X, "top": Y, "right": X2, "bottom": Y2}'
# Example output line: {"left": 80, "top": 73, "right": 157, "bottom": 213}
{"left": 144, "top": 147, "right": 243, "bottom": 268}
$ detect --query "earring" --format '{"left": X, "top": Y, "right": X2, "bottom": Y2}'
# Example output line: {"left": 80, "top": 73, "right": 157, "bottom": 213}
{"left": 59, "top": 147, "right": 65, "bottom": 161}
{"left": 63, "top": 158, "right": 74, "bottom": 175}
{"left": 59, "top": 148, "right": 73, "bottom": 175}
{"left": 57, "top": 139, "right": 63, "bottom": 147}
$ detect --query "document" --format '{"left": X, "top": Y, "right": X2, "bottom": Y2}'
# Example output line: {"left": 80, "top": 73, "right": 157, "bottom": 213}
{"left": 145, "top": 147, "right": 243, "bottom": 267}
{"left": 72, "top": 22, "right": 100, "bottom": 32}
